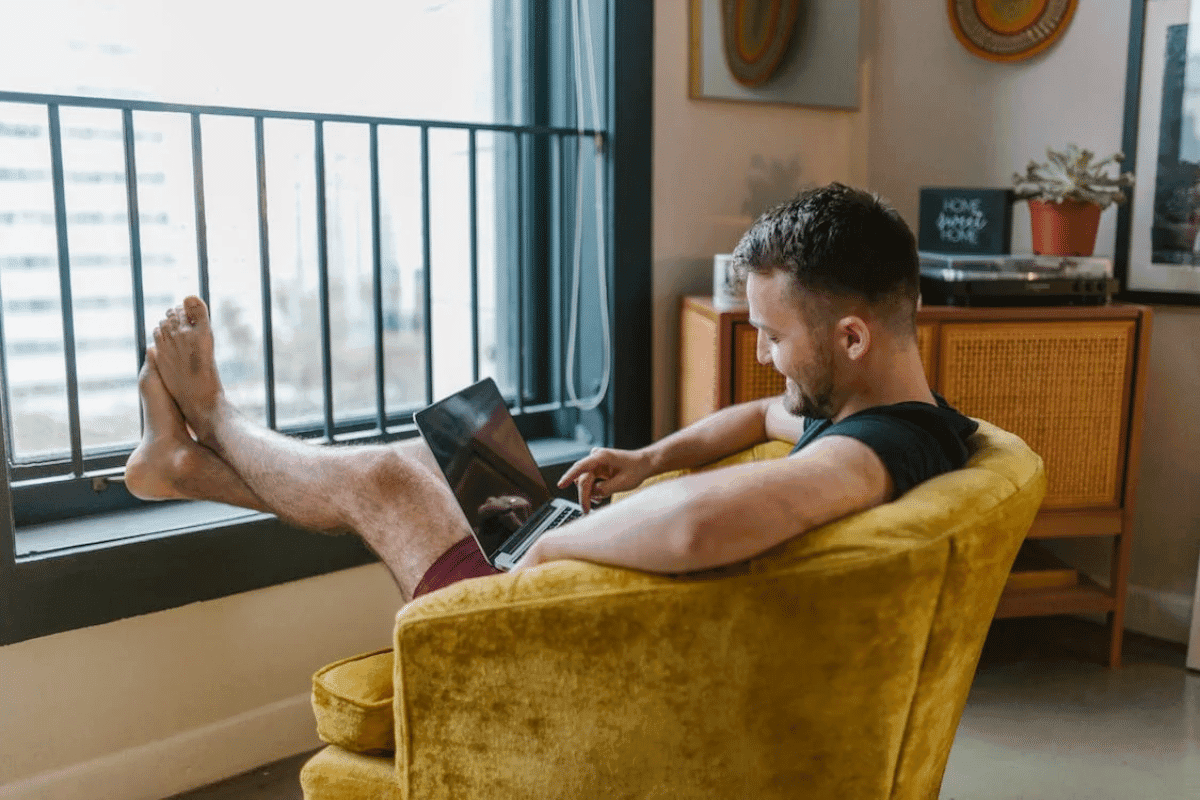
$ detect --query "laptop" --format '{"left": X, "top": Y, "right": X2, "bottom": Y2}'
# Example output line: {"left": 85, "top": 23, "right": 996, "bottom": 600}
{"left": 414, "top": 378, "right": 584, "bottom": 570}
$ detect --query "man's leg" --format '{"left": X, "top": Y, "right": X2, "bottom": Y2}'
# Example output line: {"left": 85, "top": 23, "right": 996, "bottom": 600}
{"left": 137, "top": 297, "right": 473, "bottom": 601}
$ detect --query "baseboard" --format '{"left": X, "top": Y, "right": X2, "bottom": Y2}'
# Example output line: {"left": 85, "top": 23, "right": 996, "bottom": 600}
{"left": 1122, "top": 582, "right": 1193, "bottom": 646}
{"left": 0, "top": 692, "right": 320, "bottom": 800}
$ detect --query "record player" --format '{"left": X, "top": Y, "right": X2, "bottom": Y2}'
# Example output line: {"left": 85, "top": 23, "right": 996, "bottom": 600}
{"left": 918, "top": 252, "right": 1116, "bottom": 307}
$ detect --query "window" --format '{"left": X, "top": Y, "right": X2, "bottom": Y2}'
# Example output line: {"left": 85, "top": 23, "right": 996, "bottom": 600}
{"left": 0, "top": 0, "right": 651, "bottom": 645}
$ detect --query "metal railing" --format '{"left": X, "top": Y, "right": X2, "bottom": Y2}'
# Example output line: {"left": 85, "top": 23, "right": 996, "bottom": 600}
{"left": 0, "top": 90, "right": 607, "bottom": 489}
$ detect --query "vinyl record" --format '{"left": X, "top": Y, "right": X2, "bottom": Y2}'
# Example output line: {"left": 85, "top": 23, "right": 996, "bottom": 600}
{"left": 948, "top": 0, "right": 1078, "bottom": 63}
{"left": 721, "top": 0, "right": 805, "bottom": 87}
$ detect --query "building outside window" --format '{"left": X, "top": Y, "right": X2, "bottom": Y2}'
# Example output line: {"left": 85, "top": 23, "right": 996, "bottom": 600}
{"left": 0, "top": 0, "right": 534, "bottom": 469}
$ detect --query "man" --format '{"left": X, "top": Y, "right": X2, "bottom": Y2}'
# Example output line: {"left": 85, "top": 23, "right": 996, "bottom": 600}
{"left": 125, "top": 183, "right": 977, "bottom": 602}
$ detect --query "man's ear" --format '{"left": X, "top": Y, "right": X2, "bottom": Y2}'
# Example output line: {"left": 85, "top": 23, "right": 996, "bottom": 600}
{"left": 837, "top": 315, "right": 870, "bottom": 361}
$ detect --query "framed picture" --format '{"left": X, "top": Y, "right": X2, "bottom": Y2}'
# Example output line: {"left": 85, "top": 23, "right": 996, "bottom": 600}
{"left": 688, "top": 0, "right": 861, "bottom": 110}
{"left": 1118, "top": 0, "right": 1200, "bottom": 303}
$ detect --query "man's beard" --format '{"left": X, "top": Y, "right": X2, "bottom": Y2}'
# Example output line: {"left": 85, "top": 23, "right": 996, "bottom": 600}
{"left": 780, "top": 331, "right": 838, "bottom": 419}
{"left": 784, "top": 378, "right": 836, "bottom": 419}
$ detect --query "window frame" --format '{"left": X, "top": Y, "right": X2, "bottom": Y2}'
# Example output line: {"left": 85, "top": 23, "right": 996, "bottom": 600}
{"left": 0, "top": 0, "right": 652, "bottom": 647}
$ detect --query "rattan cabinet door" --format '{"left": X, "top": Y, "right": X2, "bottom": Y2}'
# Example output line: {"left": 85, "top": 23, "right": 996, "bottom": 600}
{"left": 732, "top": 322, "right": 785, "bottom": 404}
{"left": 938, "top": 320, "right": 1136, "bottom": 509}
{"left": 916, "top": 324, "right": 936, "bottom": 387}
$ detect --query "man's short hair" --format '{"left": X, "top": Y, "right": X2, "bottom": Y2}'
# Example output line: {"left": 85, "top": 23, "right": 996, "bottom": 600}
{"left": 732, "top": 183, "right": 920, "bottom": 332}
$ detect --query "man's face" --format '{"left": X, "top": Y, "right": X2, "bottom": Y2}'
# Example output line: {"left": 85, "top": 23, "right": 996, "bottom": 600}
{"left": 746, "top": 270, "right": 837, "bottom": 419}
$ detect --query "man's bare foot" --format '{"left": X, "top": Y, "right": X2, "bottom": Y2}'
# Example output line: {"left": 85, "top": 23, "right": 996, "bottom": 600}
{"left": 152, "top": 295, "right": 226, "bottom": 446}
{"left": 124, "top": 349, "right": 212, "bottom": 500}
{"left": 125, "top": 348, "right": 270, "bottom": 511}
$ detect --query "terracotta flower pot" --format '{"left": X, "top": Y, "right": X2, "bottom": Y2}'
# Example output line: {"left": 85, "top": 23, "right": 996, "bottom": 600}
{"left": 1027, "top": 199, "right": 1102, "bottom": 257}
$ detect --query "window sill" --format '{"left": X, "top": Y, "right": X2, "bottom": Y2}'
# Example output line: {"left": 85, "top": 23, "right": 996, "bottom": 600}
{"left": 17, "top": 501, "right": 263, "bottom": 560}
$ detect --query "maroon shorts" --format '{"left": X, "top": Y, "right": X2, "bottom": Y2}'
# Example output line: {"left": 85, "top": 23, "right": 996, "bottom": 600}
{"left": 413, "top": 537, "right": 502, "bottom": 598}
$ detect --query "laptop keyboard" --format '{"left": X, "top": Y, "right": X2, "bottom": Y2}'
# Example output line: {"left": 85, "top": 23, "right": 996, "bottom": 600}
{"left": 502, "top": 502, "right": 582, "bottom": 566}
{"left": 545, "top": 504, "right": 583, "bottom": 529}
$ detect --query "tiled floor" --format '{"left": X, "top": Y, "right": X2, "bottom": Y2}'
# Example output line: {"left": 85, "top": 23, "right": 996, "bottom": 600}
{"left": 167, "top": 617, "right": 1198, "bottom": 800}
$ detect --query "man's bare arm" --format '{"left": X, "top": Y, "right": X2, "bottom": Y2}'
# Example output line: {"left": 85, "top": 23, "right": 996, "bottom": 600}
{"left": 640, "top": 396, "right": 778, "bottom": 474}
{"left": 559, "top": 397, "right": 780, "bottom": 509}
{"left": 764, "top": 395, "right": 806, "bottom": 444}
{"left": 518, "top": 434, "right": 892, "bottom": 574}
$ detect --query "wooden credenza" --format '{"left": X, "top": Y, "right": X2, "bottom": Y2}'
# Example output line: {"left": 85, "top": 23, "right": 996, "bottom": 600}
{"left": 679, "top": 296, "right": 1153, "bottom": 667}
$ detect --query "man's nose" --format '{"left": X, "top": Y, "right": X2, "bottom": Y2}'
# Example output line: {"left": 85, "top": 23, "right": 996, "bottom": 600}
{"left": 756, "top": 330, "right": 771, "bottom": 365}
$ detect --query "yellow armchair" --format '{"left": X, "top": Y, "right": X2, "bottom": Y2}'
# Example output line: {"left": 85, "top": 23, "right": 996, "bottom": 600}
{"left": 301, "top": 420, "right": 1045, "bottom": 800}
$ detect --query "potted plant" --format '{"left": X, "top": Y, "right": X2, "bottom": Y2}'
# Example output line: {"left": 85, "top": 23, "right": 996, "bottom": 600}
{"left": 1012, "top": 144, "right": 1135, "bottom": 257}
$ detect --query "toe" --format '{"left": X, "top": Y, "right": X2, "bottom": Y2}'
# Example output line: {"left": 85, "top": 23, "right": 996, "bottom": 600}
{"left": 182, "top": 295, "right": 209, "bottom": 327}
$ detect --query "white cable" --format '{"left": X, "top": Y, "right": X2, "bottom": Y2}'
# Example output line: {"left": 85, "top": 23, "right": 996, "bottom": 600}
{"left": 564, "top": 0, "right": 611, "bottom": 412}
{"left": 564, "top": 0, "right": 588, "bottom": 407}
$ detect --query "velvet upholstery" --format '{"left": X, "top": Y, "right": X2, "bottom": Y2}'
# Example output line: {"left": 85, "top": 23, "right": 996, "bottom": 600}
{"left": 311, "top": 648, "right": 394, "bottom": 754}
{"left": 301, "top": 420, "right": 1045, "bottom": 799}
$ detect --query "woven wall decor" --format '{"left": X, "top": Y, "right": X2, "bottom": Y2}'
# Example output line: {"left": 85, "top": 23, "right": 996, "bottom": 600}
{"left": 721, "top": 0, "right": 805, "bottom": 86}
{"left": 948, "top": 0, "right": 1079, "bottom": 63}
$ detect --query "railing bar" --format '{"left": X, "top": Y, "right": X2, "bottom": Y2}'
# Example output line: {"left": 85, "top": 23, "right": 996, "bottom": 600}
{"left": 420, "top": 126, "right": 434, "bottom": 405}
{"left": 514, "top": 132, "right": 525, "bottom": 413}
{"left": 122, "top": 109, "right": 147, "bottom": 378}
{"left": 512, "top": 400, "right": 568, "bottom": 416}
{"left": 468, "top": 129, "right": 480, "bottom": 384}
{"left": 254, "top": 116, "right": 277, "bottom": 430}
{"left": 553, "top": 133, "right": 565, "bottom": 406}
{"left": 314, "top": 120, "right": 335, "bottom": 442}
{"left": 0, "top": 90, "right": 605, "bottom": 137}
{"left": 11, "top": 450, "right": 135, "bottom": 480}
{"left": 190, "top": 113, "right": 210, "bottom": 306}
{"left": 370, "top": 124, "right": 386, "bottom": 433}
{"left": 46, "top": 105, "right": 85, "bottom": 477}
{"left": 10, "top": 455, "right": 136, "bottom": 483}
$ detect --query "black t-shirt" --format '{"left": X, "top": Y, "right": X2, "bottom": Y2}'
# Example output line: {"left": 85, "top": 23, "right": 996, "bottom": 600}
{"left": 789, "top": 393, "right": 979, "bottom": 498}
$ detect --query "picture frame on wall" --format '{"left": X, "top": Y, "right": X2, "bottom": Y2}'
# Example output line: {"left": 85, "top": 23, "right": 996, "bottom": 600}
{"left": 1118, "top": 0, "right": 1200, "bottom": 303}
{"left": 688, "top": 0, "right": 861, "bottom": 110}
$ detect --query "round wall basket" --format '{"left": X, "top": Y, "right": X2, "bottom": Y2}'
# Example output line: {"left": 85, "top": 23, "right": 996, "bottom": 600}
{"left": 721, "top": 0, "right": 805, "bottom": 87}
{"left": 948, "top": 0, "right": 1079, "bottom": 63}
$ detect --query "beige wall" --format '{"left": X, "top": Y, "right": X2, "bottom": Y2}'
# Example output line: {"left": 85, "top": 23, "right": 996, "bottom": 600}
{"left": 0, "top": 564, "right": 403, "bottom": 799}
{"left": 651, "top": 0, "right": 871, "bottom": 439}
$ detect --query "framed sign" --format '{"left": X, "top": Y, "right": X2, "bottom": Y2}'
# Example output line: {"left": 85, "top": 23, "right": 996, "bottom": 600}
{"left": 1118, "top": 0, "right": 1200, "bottom": 303}
{"left": 917, "top": 187, "right": 1015, "bottom": 255}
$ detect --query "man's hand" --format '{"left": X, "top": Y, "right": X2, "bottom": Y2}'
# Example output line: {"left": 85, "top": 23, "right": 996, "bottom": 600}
{"left": 477, "top": 495, "right": 533, "bottom": 522}
{"left": 557, "top": 447, "right": 654, "bottom": 513}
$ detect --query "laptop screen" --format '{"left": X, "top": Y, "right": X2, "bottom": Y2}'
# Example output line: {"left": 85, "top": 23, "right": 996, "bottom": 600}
{"left": 414, "top": 378, "right": 552, "bottom": 557}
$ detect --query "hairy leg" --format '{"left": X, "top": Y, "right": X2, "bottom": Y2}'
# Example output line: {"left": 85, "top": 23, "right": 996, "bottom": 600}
{"left": 150, "top": 297, "right": 470, "bottom": 600}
